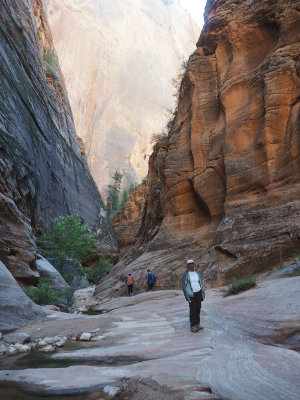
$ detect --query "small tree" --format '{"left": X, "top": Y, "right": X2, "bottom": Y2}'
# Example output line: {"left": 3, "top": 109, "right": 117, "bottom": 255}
{"left": 85, "top": 254, "right": 112, "bottom": 284}
{"left": 39, "top": 214, "right": 97, "bottom": 270}
{"left": 106, "top": 171, "right": 123, "bottom": 218}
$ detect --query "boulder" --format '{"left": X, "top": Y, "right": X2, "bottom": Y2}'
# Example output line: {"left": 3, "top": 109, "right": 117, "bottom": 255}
{"left": 39, "top": 345, "right": 55, "bottom": 353}
{"left": 0, "top": 261, "right": 45, "bottom": 332}
{"left": 14, "top": 344, "right": 31, "bottom": 353}
{"left": 79, "top": 333, "right": 92, "bottom": 341}
{"left": 61, "top": 259, "right": 89, "bottom": 290}
{"left": 6, "top": 347, "right": 18, "bottom": 356}
{"left": 4, "top": 332, "right": 31, "bottom": 345}
{"left": 0, "top": 344, "right": 7, "bottom": 355}
{"left": 36, "top": 255, "right": 70, "bottom": 291}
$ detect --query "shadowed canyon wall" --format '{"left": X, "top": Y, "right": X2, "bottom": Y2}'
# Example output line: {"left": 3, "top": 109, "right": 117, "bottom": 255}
{"left": 99, "top": 0, "right": 300, "bottom": 297}
{"left": 47, "top": 0, "right": 199, "bottom": 193}
{"left": 0, "top": 0, "right": 118, "bottom": 282}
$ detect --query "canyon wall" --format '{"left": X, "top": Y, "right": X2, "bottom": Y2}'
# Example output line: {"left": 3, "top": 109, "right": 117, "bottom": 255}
{"left": 0, "top": 0, "right": 118, "bottom": 282}
{"left": 98, "top": 0, "right": 300, "bottom": 296}
{"left": 47, "top": 0, "right": 199, "bottom": 193}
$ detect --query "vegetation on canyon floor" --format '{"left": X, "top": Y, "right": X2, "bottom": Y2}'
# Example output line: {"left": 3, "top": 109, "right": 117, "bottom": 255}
{"left": 223, "top": 272, "right": 256, "bottom": 297}
{"left": 39, "top": 214, "right": 98, "bottom": 271}
{"left": 85, "top": 254, "right": 112, "bottom": 284}
{"left": 23, "top": 278, "right": 74, "bottom": 306}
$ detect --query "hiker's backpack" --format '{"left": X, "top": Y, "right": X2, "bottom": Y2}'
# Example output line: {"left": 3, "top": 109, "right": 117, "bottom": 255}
{"left": 149, "top": 273, "right": 156, "bottom": 284}
{"left": 127, "top": 276, "right": 133, "bottom": 284}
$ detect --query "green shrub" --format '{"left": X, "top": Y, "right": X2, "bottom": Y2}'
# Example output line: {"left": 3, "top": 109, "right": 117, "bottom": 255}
{"left": 44, "top": 49, "right": 59, "bottom": 80}
{"left": 85, "top": 254, "right": 112, "bottom": 283}
{"left": 24, "top": 278, "right": 60, "bottom": 305}
{"left": 223, "top": 272, "right": 256, "bottom": 297}
{"left": 106, "top": 171, "right": 123, "bottom": 219}
{"left": 38, "top": 214, "right": 97, "bottom": 271}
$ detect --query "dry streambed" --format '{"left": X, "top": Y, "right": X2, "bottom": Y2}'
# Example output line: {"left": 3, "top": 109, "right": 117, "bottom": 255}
{"left": 0, "top": 277, "right": 299, "bottom": 400}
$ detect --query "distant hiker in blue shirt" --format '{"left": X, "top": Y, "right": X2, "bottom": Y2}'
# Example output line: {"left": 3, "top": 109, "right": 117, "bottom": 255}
{"left": 182, "top": 259, "right": 205, "bottom": 333}
{"left": 147, "top": 269, "right": 156, "bottom": 292}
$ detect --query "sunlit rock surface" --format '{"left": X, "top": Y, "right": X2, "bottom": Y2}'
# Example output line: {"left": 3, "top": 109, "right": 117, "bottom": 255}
{"left": 0, "top": 0, "right": 118, "bottom": 280}
{"left": 1, "top": 274, "right": 299, "bottom": 399}
{"left": 107, "top": 0, "right": 300, "bottom": 290}
{"left": 47, "top": 0, "right": 199, "bottom": 192}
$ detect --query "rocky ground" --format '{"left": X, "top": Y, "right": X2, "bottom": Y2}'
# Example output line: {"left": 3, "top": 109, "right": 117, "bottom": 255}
{"left": 0, "top": 269, "right": 299, "bottom": 400}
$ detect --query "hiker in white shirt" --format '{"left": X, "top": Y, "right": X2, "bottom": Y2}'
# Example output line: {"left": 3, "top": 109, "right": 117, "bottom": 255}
{"left": 182, "top": 260, "right": 205, "bottom": 333}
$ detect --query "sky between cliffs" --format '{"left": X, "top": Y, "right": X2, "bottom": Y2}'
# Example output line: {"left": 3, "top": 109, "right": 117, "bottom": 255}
{"left": 179, "top": 0, "right": 205, "bottom": 27}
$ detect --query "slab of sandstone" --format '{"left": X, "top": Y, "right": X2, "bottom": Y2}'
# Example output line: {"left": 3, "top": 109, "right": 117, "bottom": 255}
{"left": 0, "top": 275, "right": 299, "bottom": 400}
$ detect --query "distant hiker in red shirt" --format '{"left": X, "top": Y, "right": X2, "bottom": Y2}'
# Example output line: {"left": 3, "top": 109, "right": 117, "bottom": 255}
{"left": 126, "top": 273, "right": 134, "bottom": 296}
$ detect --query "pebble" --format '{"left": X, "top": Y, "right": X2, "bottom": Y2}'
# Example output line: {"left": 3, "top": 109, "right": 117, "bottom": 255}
{"left": 91, "top": 336, "right": 105, "bottom": 341}
{"left": 79, "top": 332, "right": 92, "bottom": 341}
{"left": 14, "top": 344, "right": 31, "bottom": 353}
{"left": 90, "top": 328, "right": 101, "bottom": 333}
{"left": 39, "top": 345, "right": 56, "bottom": 353}
{"left": 56, "top": 340, "right": 66, "bottom": 347}
{"left": 0, "top": 344, "right": 7, "bottom": 355}
{"left": 6, "top": 347, "right": 18, "bottom": 356}
{"left": 37, "top": 340, "right": 47, "bottom": 348}
{"left": 0, "top": 332, "right": 3, "bottom": 340}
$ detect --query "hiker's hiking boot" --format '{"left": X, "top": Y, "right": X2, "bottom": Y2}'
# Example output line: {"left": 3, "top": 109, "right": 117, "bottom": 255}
{"left": 195, "top": 324, "right": 203, "bottom": 331}
{"left": 191, "top": 326, "right": 199, "bottom": 333}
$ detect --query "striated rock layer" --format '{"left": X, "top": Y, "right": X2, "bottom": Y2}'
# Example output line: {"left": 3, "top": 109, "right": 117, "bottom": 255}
{"left": 47, "top": 0, "right": 199, "bottom": 193}
{"left": 112, "top": 183, "right": 147, "bottom": 254}
{"left": 101, "top": 0, "right": 300, "bottom": 295}
{"left": 0, "top": 0, "right": 118, "bottom": 281}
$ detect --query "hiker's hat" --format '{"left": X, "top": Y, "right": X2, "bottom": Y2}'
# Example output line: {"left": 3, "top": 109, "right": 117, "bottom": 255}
{"left": 187, "top": 259, "right": 194, "bottom": 264}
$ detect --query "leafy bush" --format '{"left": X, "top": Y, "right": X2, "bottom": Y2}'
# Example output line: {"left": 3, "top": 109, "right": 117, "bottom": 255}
{"left": 44, "top": 49, "right": 59, "bottom": 80}
{"left": 24, "top": 278, "right": 60, "bottom": 305}
{"left": 85, "top": 254, "right": 112, "bottom": 284}
{"left": 38, "top": 214, "right": 97, "bottom": 271}
{"left": 223, "top": 272, "right": 256, "bottom": 297}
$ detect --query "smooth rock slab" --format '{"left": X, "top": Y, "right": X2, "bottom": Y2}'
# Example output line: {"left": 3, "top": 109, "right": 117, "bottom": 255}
{"left": 0, "top": 278, "right": 299, "bottom": 400}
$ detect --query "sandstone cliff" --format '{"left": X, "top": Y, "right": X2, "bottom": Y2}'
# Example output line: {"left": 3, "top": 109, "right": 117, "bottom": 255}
{"left": 112, "top": 183, "right": 147, "bottom": 254}
{"left": 47, "top": 0, "right": 199, "bottom": 193}
{"left": 99, "top": 0, "right": 300, "bottom": 296}
{"left": 0, "top": 0, "right": 118, "bottom": 282}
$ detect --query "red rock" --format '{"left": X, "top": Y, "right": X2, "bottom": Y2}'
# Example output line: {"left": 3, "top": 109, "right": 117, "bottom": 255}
{"left": 105, "top": 0, "right": 300, "bottom": 295}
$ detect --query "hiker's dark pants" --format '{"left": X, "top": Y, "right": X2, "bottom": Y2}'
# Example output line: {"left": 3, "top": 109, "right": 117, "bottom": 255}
{"left": 127, "top": 284, "right": 133, "bottom": 296}
{"left": 189, "top": 291, "right": 202, "bottom": 327}
{"left": 147, "top": 283, "right": 153, "bottom": 291}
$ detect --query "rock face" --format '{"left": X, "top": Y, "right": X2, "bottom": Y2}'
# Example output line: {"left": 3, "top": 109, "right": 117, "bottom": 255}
{"left": 0, "top": 261, "right": 45, "bottom": 332}
{"left": 112, "top": 183, "right": 147, "bottom": 254}
{"left": 104, "top": 0, "right": 300, "bottom": 294}
{"left": 36, "top": 255, "right": 70, "bottom": 291}
{"left": 47, "top": 0, "right": 199, "bottom": 192}
{"left": 0, "top": 0, "right": 118, "bottom": 280}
